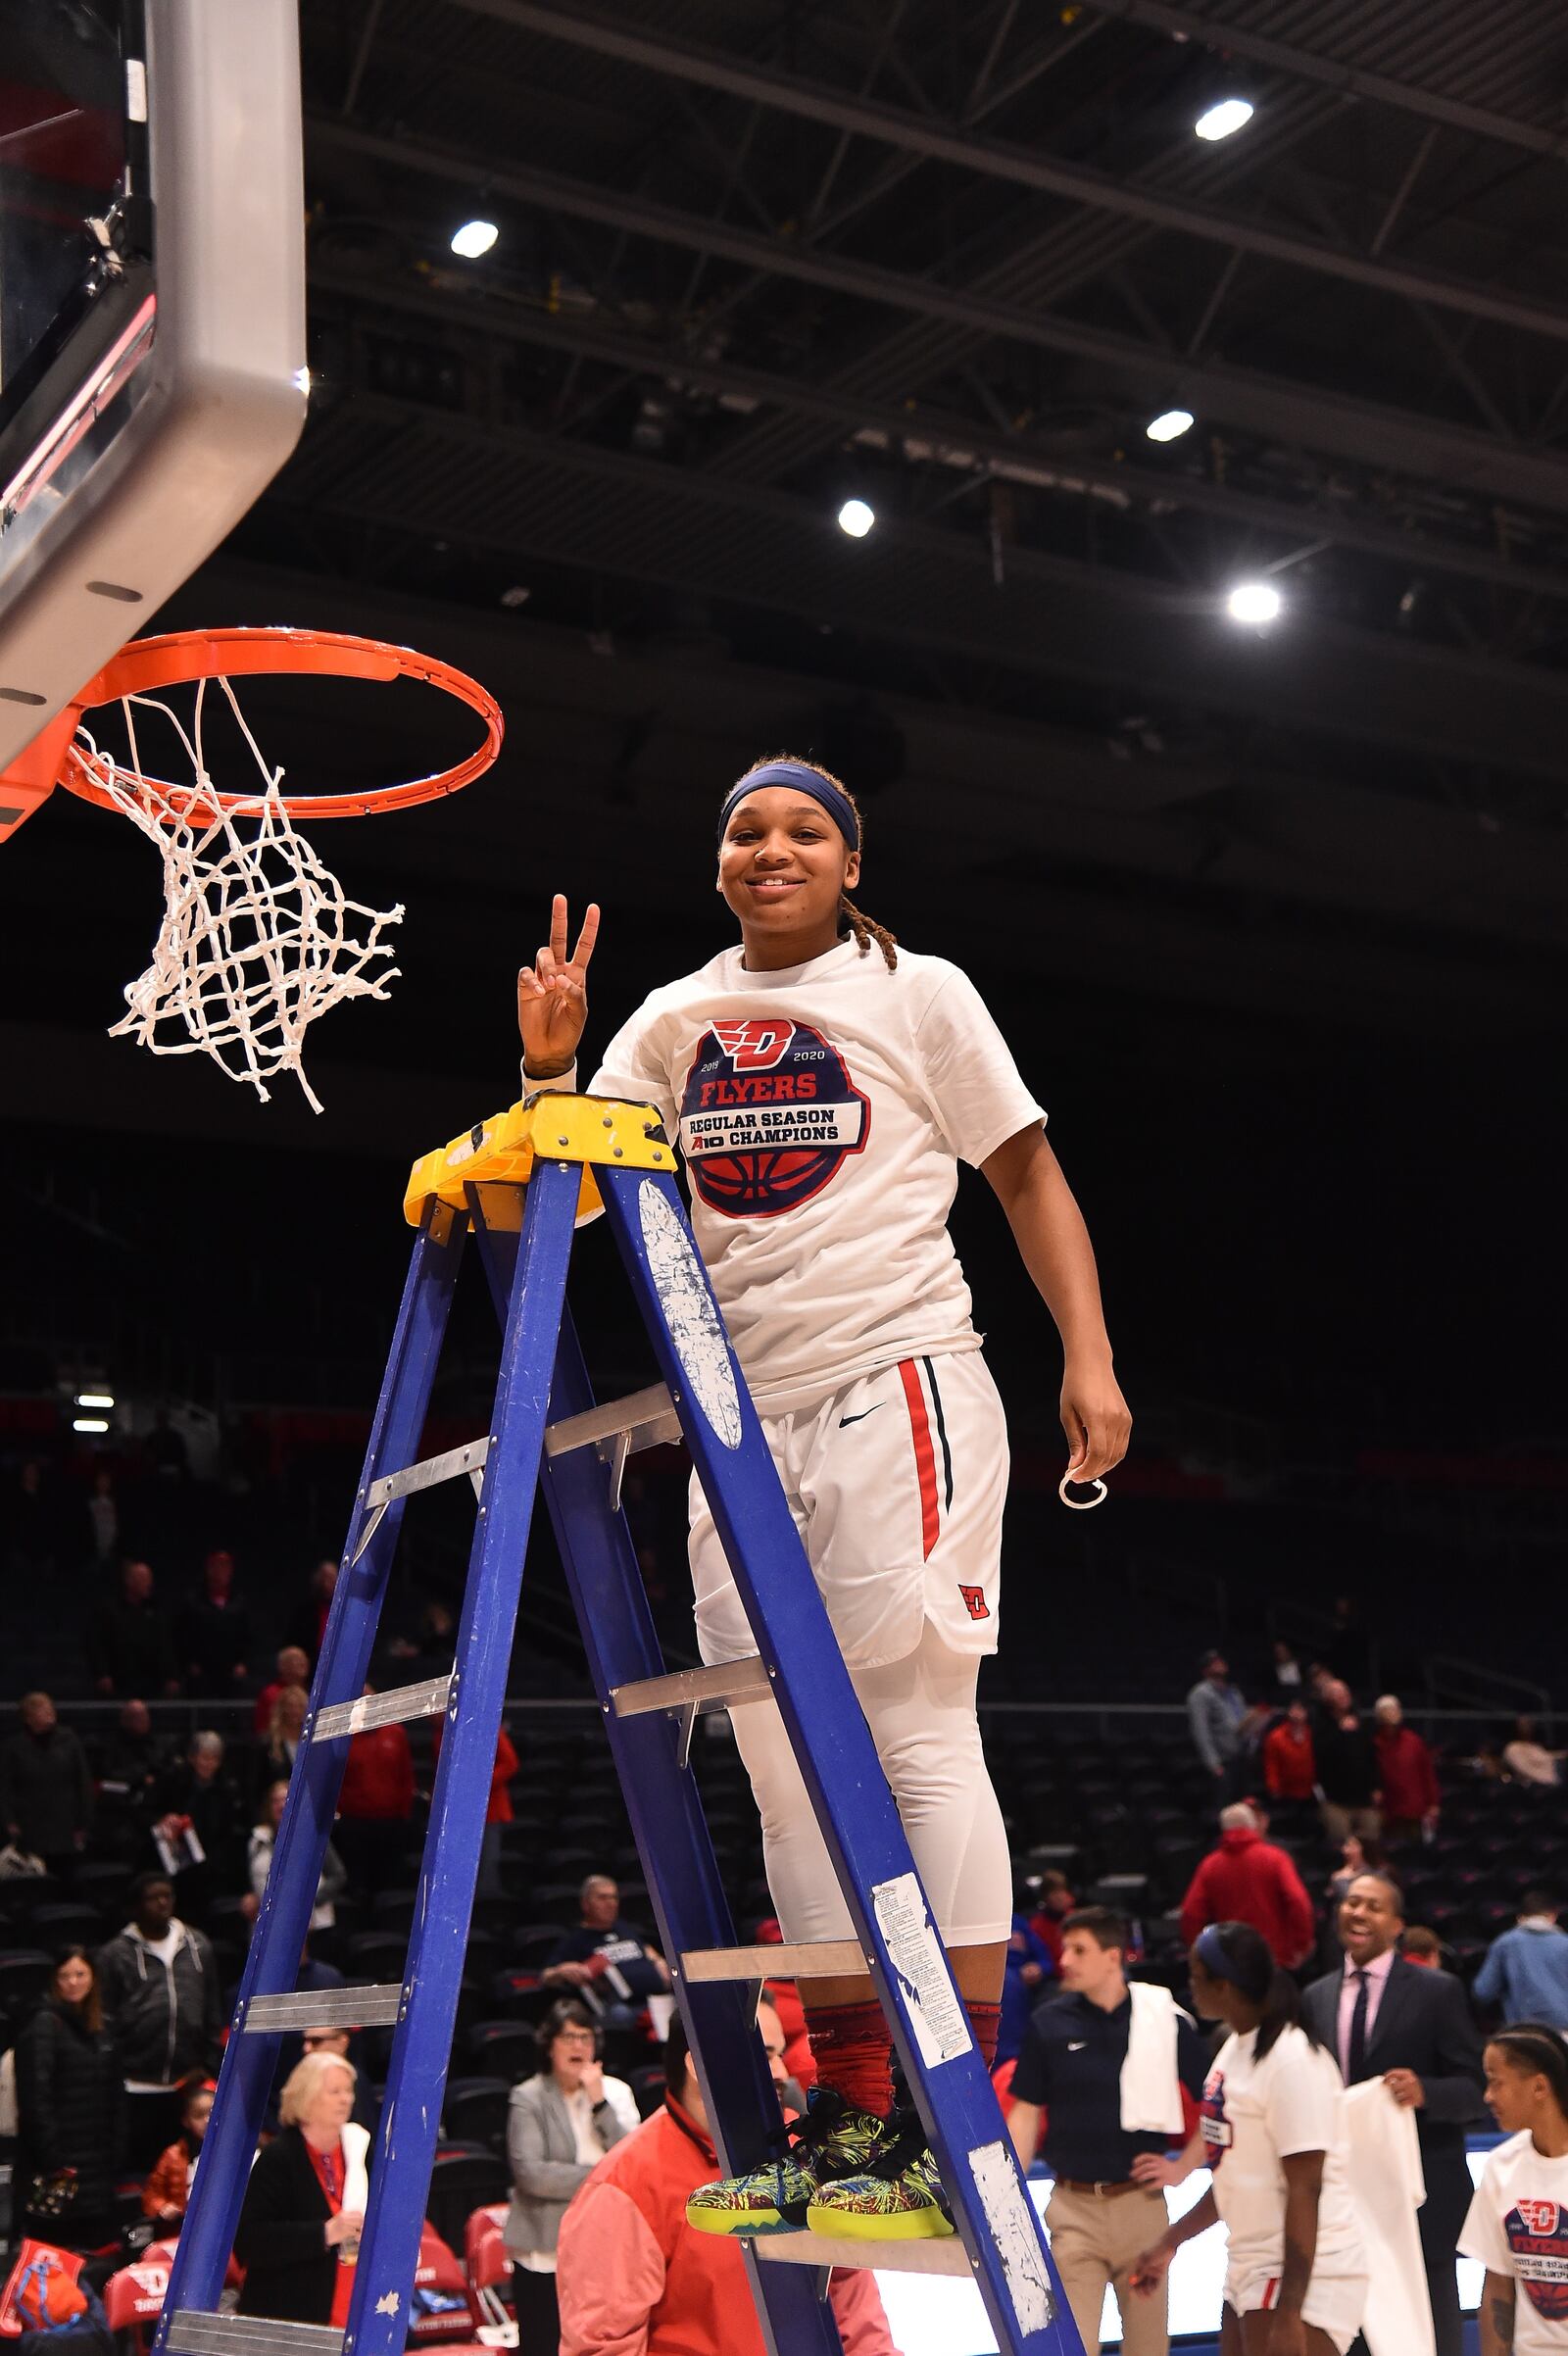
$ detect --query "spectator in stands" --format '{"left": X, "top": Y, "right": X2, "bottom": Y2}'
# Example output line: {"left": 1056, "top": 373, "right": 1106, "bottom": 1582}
{"left": 1325, "top": 1831, "right": 1385, "bottom": 1920}
{"left": 1262, "top": 1698, "right": 1317, "bottom": 1807}
{"left": 248, "top": 1780, "right": 347, "bottom": 1935}
{"left": 1178, "top": 1802, "right": 1315, "bottom": 1969}
{"left": 253, "top": 1644, "right": 312, "bottom": 1738}
{"left": 430, "top": 1718, "right": 517, "bottom": 1899}
{"left": 180, "top": 1549, "right": 251, "bottom": 1693}
{"left": 332, "top": 1688, "right": 415, "bottom": 1898}
{"left": 234, "top": 2053, "right": 369, "bottom": 2329}
{"left": 14, "top": 1946, "right": 122, "bottom": 2255}
{"left": 560, "top": 2004, "right": 895, "bottom": 2356}
{"left": 1005, "top": 1907, "right": 1206, "bottom": 2356}
{"left": 0, "top": 1691, "right": 92, "bottom": 1876}
{"left": 83, "top": 1465, "right": 122, "bottom": 1574}
{"left": 97, "top": 1697, "right": 167, "bottom": 1858}
{"left": 96, "top": 1868, "right": 222, "bottom": 2170}
{"left": 142, "top": 1407, "right": 189, "bottom": 1484}
{"left": 151, "top": 1731, "right": 246, "bottom": 1924}
{"left": 543, "top": 1875, "right": 671, "bottom": 2033}
{"left": 142, "top": 2076, "right": 213, "bottom": 2227}
{"left": 1186, "top": 1649, "right": 1251, "bottom": 1800}
{"left": 505, "top": 1998, "right": 640, "bottom": 2352}
{"left": 1474, "top": 1890, "right": 1568, "bottom": 2031}
{"left": 258, "top": 1684, "right": 310, "bottom": 1792}
{"left": 299, "top": 2025, "right": 377, "bottom": 2135}
{"left": 286, "top": 1559, "right": 339, "bottom": 1666}
{"left": 1000, "top": 1897, "right": 1054, "bottom": 2068}
{"left": 1373, "top": 1694, "right": 1441, "bottom": 1843}
{"left": 1303, "top": 1870, "right": 1484, "bottom": 2356}
{"left": 1502, "top": 1715, "right": 1564, "bottom": 1789}
{"left": 1313, "top": 1678, "right": 1382, "bottom": 1845}
{"left": 1400, "top": 1926, "right": 1446, "bottom": 1970}
{"left": 1269, "top": 1637, "right": 1306, "bottom": 1703}
{"left": 1028, "top": 1868, "right": 1076, "bottom": 1970}
{"left": 88, "top": 1559, "right": 179, "bottom": 1698}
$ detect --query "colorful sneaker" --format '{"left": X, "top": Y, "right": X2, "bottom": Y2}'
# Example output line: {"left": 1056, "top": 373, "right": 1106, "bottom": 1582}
{"left": 685, "top": 2087, "right": 898, "bottom": 2237}
{"left": 806, "top": 2114, "right": 955, "bottom": 2240}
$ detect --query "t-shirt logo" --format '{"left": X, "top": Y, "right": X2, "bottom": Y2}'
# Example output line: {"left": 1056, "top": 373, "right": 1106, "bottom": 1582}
{"left": 680, "top": 1019, "right": 870, "bottom": 1217}
{"left": 1199, "top": 2069, "right": 1231, "bottom": 2169}
{"left": 1506, "top": 2202, "right": 1568, "bottom": 2317}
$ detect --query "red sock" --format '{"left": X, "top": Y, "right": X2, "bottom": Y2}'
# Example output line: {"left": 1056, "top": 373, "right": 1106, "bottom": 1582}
{"left": 804, "top": 1998, "right": 895, "bottom": 2119}
{"left": 965, "top": 1998, "right": 1002, "bottom": 2072}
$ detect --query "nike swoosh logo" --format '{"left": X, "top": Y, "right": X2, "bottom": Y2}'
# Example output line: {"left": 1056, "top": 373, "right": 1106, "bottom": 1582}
{"left": 838, "top": 1406, "right": 884, "bottom": 1427}
{"left": 1067, "top": 2041, "right": 1087, "bottom": 2052}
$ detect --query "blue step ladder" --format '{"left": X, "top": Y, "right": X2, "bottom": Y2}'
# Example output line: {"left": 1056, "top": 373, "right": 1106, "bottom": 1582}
{"left": 153, "top": 1093, "right": 1083, "bottom": 2356}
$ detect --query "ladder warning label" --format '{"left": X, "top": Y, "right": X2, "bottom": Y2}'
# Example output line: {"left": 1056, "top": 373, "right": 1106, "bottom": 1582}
{"left": 969, "top": 2138, "right": 1055, "bottom": 2335}
{"left": 871, "top": 1872, "right": 972, "bottom": 2067}
{"left": 639, "top": 1181, "right": 743, "bottom": 1449}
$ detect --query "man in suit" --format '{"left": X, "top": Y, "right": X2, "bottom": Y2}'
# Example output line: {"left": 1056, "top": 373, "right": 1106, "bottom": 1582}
{"left": 1303, "top": 1869, "right": 1484, "bottom": 2356}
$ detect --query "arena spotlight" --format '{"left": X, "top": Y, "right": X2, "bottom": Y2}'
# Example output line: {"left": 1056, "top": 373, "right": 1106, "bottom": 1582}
{"left": 1227, "top": 580, "right": 1282, "bottom": 625}
{"left": 1146, "top": 408, "right": 1195, "bottom": 443}
{"left": 450, "top": 219, "right": 499, "bottom": 259}
{"left": 837, "top": 497, "right": 875, "bottom": 538}
{"left": 74, "top": 1391, "right": 115, "bottom": 1410}
{"left": 73, "top": 1417, "right": 110, "bottom": 1435}
{"left": 1195, "top": 97, "right": 1254, "bottom": 141}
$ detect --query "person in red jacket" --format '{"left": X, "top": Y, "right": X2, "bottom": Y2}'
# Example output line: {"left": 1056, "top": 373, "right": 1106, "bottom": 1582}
{"left": 1178, "top": 1802, "right": 1316, "bottom": 1969}
{"left": 1262, "top": 1699, "right": 1317, "bottom": 1803}
{"left": 1373, "top": 1694, "right": 1441, "bottom": 1844}
{"left": 333, "top": 1689, "right": 415, "bottom": 1898}
{"left": 558, "top": 2003, "right": 898, "bottom": 2356}
{"left": 431, "top": 1719, "right": 516, "bottom": 1897}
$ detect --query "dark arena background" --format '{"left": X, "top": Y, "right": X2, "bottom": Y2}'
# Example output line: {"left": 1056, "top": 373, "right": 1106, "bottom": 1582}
{"left": 2, "top": 5, "right": 1567, "bottom": 2351}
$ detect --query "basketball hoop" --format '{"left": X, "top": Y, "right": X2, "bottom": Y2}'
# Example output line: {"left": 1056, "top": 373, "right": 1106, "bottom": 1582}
{"left": 49, "top": 626, "right": 503, "bottom": 1112}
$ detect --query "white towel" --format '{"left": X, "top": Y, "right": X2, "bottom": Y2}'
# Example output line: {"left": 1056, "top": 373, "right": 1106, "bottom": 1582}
{"left": 1119, "top": 1981, "right": 1188, "bottom": 2135}
{"left": 341, "top": 2121, "right": 371, "bottom": 2221}
{"left": 1342, "top": 2078, "right": 1434, "bottom": 2356}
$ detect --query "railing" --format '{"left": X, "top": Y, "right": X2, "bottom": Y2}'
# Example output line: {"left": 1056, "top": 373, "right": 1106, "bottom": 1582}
{"left": 1424, "top": 1653, "right": 1551, "bottom": 1720}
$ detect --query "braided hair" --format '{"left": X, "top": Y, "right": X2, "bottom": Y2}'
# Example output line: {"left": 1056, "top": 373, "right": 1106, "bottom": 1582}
{"left": 729, "top": 754, "right": 898, "bottom": 971}
{"left": 1490, "top": 2022, "right": 1568, "bottom": 2119}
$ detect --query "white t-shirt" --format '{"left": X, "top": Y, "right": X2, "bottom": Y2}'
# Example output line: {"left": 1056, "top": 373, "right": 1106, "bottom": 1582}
{"left": 1460, "top": 2133, "right": 1568, "bottom": 2350}
{"left": 1200, "top": 2024, "right": 1364, "bottom": 2282}
{"left": 583, "top": 939, "right": 1047, "bottom": 1413}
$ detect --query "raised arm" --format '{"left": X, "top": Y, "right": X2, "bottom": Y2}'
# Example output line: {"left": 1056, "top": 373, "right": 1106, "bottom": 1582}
{"left": 981, "top": 1124, "right": 1131, "bottom": 1484}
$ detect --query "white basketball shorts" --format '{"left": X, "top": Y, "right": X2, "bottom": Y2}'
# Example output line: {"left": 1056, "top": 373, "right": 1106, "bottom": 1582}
{"left": 689, "top": 1348, "right": 1008, "bottom": 1672}
{"left": 1226, "top": 2265, "right": 1369, "bottom": 2355}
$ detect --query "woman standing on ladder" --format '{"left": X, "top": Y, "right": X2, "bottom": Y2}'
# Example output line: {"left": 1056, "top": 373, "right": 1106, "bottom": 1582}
{"left": 517, "top": 754, "right": 1131, "bottom": 2240}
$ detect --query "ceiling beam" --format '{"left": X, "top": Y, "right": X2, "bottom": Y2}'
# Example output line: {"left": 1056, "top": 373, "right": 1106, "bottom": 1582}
{"left": 1086, "top": 0, "right": 1568, "bottom": 162}
{"left": 441, "top": 0, "right": 1568, "bottom": 345}
{"left": 309, "top": 260, "right": 1568, "bottom": 602}
{"left": 307, "top": 119, "right": 1568, "bottom": 516}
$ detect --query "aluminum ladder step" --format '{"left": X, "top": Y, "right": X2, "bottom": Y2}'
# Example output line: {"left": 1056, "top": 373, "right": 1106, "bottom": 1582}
{"left": 544, "top": 1381, "right": 680, "bottom": 1459}
{"left": 166, "top": 2318, "right": 344, "bottom": 2356}
{"left": 680, "top": 1940, "right": 865, "bottom": 1982}
{"left": 757, "top": 2230, "right": 973, "bottom": 2278}
{"left": 351, "top": 1437, "right": 492, "bottom": 1561}
{"left": 243, "top": 1985, "right": 404, "bottom": 2032}
{"left": 313, "top": 1672, "right": 452, "bottom": 1742}
{"left": 611, "top": 1656, "right": 772, "bottom": 1719}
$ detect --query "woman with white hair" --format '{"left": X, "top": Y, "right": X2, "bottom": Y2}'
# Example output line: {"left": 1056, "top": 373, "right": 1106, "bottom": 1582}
{"left": 234, "top": 2053, "right": 369, "bottom": 2328}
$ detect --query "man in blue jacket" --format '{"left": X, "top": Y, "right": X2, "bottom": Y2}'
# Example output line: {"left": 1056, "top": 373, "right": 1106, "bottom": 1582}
{"left": 1474, "top": 1887, "right": 1568, "bottom": 2028}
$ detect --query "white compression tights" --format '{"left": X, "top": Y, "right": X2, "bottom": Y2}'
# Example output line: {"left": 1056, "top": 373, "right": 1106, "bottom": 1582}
{"left": 728, "top": 1618, "right": 1012, "bottom": 1948}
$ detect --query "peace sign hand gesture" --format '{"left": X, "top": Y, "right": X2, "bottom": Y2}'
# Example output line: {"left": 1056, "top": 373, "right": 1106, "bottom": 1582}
{"left": 518, "top": 895, "right": 601, "bottom": 1078}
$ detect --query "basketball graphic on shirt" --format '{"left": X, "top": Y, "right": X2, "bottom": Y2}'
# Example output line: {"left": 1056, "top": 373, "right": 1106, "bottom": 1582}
{"left": 1506, "top": 2201, "right": 1568, "bottom": 2318}
{"left": 679, "top": 1018, "right": 870, "bottom": 1216}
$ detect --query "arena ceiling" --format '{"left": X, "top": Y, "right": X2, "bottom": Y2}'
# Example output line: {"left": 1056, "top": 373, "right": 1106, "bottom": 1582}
{"left": 12, "top": 0, "right": 1568, "bottom": 1133}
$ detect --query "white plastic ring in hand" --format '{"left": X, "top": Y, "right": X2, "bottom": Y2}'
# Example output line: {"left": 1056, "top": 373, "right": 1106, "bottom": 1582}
{"left": 1058, "top": 1473, "right": 1108, "bottom": 1511}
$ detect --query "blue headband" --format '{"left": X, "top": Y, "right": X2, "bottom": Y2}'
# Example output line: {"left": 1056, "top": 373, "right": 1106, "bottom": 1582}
{"left": 717, "top": 761, "right": 859, "bottom": 851}
{"left": 1195, "top": 1925, "right": 1244, "bottom": 1987}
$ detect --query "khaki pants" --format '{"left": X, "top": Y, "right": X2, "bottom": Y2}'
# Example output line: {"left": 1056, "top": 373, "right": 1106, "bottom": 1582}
{"left": 1045, "top": 2183, "right": 1171, "bottom": 2356}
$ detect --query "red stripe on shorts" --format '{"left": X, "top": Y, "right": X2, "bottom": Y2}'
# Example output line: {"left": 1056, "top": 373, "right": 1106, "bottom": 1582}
{"left": 897, "top": 1358, "right": 941, "bottom": 1561}
{"left": 1261, "top": 2280, "right": 1279, "bottom": 2311}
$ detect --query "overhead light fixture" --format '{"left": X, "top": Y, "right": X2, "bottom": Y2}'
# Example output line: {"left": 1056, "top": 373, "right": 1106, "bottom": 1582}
{"left": 74, "top": 1391, "right": 115, "bottom": 1409}
{"left": 837, "top": 497, "right": 875, "bottom": 538}
{"left": 1227, "top": 580, "right": 1282, "bottom": 625}
{"left": 1196, "top": 96, "right": 1254, "bottom": 141}
{"left": 1146, "top": 408, "right": 1195, "bottom": 443}
{"left": 73, "top": 1417, "right": 110, "bottom": 1435}
{"left": 450, "top": 219, "right": 499, "bottom": 259}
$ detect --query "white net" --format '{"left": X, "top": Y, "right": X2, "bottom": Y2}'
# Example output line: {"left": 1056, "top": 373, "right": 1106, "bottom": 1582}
{"left": 74, "top": 674, "right": 404, "bottom": 1114}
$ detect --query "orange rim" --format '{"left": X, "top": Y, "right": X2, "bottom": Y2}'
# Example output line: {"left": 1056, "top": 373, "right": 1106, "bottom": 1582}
{"left": 56, "top": 625, "right": 504, "bottom": 820}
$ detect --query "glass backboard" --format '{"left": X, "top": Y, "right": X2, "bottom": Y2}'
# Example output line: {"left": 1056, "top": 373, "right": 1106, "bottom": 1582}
{"left": 0, "top": 0, "right": 308, "bottom": 837}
